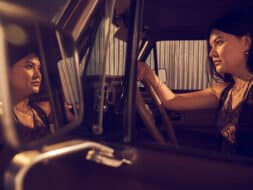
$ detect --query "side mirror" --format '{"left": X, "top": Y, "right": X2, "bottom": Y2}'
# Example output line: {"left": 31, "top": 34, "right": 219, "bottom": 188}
{"left": 0, "top": 3, "right": 83, "bottom": 150}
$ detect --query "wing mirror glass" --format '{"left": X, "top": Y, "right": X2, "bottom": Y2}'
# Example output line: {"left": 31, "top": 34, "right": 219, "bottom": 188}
{"left": 0, "top": 5, "right": 83, "bottom": 150}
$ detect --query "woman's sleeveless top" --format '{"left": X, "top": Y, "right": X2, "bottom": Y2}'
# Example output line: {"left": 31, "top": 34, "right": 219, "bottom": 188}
{"left": 217, "top": 81, "right": 253, "bottom": 156}
{"left": 14, "top": 103, "right": 51, "bottom": 143}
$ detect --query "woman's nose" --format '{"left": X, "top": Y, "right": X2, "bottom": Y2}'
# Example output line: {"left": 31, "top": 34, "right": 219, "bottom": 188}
{"left": 33, "top": 68, "right": 41, "bottom": 79}
{"left": 209, "top": 47, "right": 217, "bottom": 58}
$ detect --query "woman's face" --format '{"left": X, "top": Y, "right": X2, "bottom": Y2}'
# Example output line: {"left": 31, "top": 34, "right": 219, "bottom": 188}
{"left": 209, "top": 29, "right": 251, "bottom": 76}
{"left": 10, "top": 54, "right": 42, "bottom": 98}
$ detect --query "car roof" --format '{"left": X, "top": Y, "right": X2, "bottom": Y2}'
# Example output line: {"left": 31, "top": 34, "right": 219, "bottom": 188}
{"left": 115, "top": 0, "right": 253, "bottom": 41}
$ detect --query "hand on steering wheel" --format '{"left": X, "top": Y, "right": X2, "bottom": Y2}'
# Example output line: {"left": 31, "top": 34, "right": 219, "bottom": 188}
{"left": 136, "top": 72, "right": 178, "bottom": 146}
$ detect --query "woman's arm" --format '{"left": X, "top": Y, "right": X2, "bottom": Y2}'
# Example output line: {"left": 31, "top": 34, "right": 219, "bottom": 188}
{"left": 138, "top": 63, "right": 227, "bottom": 111}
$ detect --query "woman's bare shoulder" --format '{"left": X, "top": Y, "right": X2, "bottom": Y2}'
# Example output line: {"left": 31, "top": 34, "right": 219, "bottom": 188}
{"left": 35, "top": 101, "right": 51, "bottom": 116}
{"left": 209, "top": 82, "right": 228, "bottom": 99}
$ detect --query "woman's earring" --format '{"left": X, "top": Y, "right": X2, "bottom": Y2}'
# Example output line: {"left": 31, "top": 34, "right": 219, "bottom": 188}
{"left": 245, "top": 50, "right": 249, "bottom": 55}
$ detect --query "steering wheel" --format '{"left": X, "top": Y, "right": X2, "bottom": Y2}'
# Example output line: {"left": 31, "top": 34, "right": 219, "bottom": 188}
{"left": 136, "top": 81, "right": 178, "bottom": 146}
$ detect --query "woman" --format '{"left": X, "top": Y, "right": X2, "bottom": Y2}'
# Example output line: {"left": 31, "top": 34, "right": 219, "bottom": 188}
{"left": 138, "top": 10, "right": 253, "bottom": 156}
{"left": 9, "top": 52, "right": 52, "bottom": 143}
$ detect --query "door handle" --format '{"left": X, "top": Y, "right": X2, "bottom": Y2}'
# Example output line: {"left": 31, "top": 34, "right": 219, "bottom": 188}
{"left": 86, "top": 148, "right": 134, "bottom": 168}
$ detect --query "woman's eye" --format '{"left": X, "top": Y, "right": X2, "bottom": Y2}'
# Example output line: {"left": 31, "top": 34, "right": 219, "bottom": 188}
{"left": 24, "top": 63, "right": 34, "bottom": 69}
{"left": 215, "top": 39, "right": 223, "bottom": 46}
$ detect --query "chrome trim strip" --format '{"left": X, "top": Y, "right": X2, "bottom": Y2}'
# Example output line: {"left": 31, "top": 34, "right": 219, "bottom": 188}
{"left": 4, "top": 140, "right": 115, "bottom": 190}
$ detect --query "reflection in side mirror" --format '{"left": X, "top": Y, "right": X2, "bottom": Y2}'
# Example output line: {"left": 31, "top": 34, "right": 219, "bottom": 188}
{"left": 0, "top": 9, "right": 83, "bottom": 150}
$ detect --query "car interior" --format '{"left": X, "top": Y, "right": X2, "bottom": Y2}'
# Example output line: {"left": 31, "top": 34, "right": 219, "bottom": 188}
{"left": 1, "top": 0, "right": 253, "bottom": 190}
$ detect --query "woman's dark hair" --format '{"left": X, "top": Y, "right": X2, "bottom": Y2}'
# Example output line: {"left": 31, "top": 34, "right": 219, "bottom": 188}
{"left": 207, "top": 9, "right": 253, "bottom": 83}
{"left": 7, "top": 42, "right": 39, "bottom": 66}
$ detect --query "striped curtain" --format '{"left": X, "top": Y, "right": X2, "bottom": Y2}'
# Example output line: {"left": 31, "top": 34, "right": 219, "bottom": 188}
{"left": 146, "top": 40, "right": 209, "bottom": 90}
{"left": 86, "top": 24, "right": 209, "bottom": 90}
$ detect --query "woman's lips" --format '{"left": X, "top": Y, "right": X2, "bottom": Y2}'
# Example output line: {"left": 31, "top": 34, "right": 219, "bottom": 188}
{"left": 32, "top": 81, "right": 41, "bottom": 86}
{"left": 213, "top": 60, "right": 222, "bottom": 66}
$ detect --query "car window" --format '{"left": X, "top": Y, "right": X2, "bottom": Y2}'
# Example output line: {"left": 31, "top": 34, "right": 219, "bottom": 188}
{"left": 82, "top": 33, "right": 209, "bottom": 91}
{"left": 146, "top": 40, "right": 209, "bottom": 90}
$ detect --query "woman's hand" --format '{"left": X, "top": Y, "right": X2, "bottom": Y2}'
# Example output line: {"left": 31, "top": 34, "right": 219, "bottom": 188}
{"left": 137, "top": 62, "right": 152, "bottom": 81}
